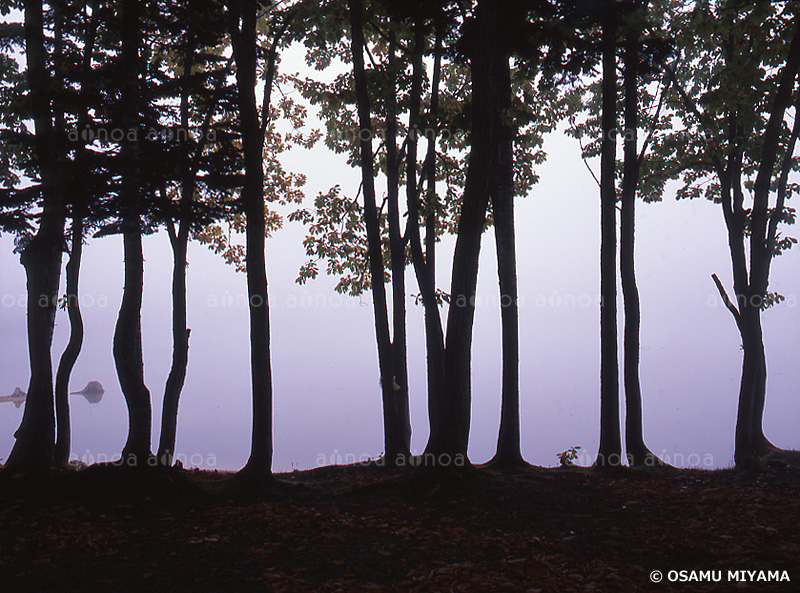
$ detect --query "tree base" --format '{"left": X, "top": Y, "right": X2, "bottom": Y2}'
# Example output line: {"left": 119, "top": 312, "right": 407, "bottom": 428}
{"left": 484, "top": 452, "right": 529, "bottom": 471}
{"left": 235, "top": 463, "right": 276, "bottom": 488}
{"left": 626, "top": 447, "right": 673, "bottom": 469}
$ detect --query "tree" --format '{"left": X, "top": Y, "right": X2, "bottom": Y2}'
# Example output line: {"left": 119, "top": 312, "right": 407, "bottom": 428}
{"left": 113, "top": 0, "right": 154, "bottom": 464}
{"left": 595, "top": 0, "right": 622, "bottom": 468}
{"left": 53, "top": 0, "right": 101, "bottom": 469}
{"left": 293, "top": 1, "right": 463, "bottom": 466}
{"left": 487, "top": 1, "right": 564, "bottom": 467}
{"left": 4, "top": 0, "right": 68, "bottom": 470}
{"left": 424, "top": 0, "right": 504, "bottom": 463}
{"left": 298, "top": 0, "right": 553, "bottom": 467}
{"left": 154, "top": 0, "right": 238, "bottom": 467}
{"left": 347, "top": 0, "right": 411, "bottom": 465}
{"left": 488, "top": 11, "right": 520, "bottom": 468}
{"left": 563, "top": 0, "right": 673, "bottom": 468}
{"left": 618, "top": 0, "right": 667, "bottom": 467}
{"left": 659, "top": 2, "right": 800, "bottom": 468}
{"left": 228, "top": 0, "right": 299, "bottom": 480}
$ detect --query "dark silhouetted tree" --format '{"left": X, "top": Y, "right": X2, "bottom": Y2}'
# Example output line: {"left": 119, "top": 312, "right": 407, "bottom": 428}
{"left": 4, "top": 0, "right": 68, "bottom": 470}
{"left": 659, "top": 2, "right": 800, "bottom": 468}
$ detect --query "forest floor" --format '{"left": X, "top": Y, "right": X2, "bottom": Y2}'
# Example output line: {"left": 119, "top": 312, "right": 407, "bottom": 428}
{"left": 1, "top": 453, "right": 799, "bottom": 593}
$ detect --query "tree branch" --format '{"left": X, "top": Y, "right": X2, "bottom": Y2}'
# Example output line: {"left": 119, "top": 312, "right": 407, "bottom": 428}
{"left": 711, "top": 273, "right": 741, "bottom": 327}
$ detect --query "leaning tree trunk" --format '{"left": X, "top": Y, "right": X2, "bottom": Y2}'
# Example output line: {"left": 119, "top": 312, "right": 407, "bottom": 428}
{"left": 114, "top": 0, "right": 152, "bottom": 465}
{"left": 54, "top": 213, "right": 85, "bottom": 468}
{"left": 596, "top": 2, "right": 622, "bottom": 469}
{"left": 490, "top": 51, "right": 523, "bottom": 467}
{"left": 349, "top": 0, "right": 407, "bottom": 465}
{"left": 7, "top": 0, "right": 67, "bottom": 471}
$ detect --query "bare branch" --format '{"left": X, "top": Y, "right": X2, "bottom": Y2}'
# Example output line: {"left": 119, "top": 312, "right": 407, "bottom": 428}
{"left": 711, "top": 273, "right": 741, "bottom": 327}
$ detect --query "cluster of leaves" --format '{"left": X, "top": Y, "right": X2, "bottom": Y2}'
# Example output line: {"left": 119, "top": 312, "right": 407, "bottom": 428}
{"left": 290, "top": 0, "right": 569, "bottom": 298}
{"left": 0, "top": 0, "right": 321, "bottom": 274}
{"left": 563, "top": 1, "right": 799, "bottom": 313}
{"left": 194, "top": 82, "right": 321, "bottom": 272}
{"left": 557, "top": 445, "right": 581, "bottom": 467}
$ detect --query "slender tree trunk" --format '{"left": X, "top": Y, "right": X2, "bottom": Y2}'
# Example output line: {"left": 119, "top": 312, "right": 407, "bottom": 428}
{"left": 7, "top": 0, "right": 67, "bottom": 471}
{"left": 425, "top": 0, "right": 499, "bottom": 464}
{"left": 114, "top": 0, "right": 152, "bottom": 465}
{"left": 385, "top": 27, "right": 411, "bottom": 464}
{"left": 596, "top": 2, "right": 622, "bottom": 468}
{"left": 52, "top": 0, "right": 97, "bottom": 470}
{"left": 231, "top": 0, "right": 274, "bottom": 479}
{"left": 114, "top": 229, "right": 152, "bottom": 462}
{"left": 348, "top": 0, "right": 405, "bottom": 465}
{"left": 54, "top": 213, "right": 84, "bottom": 468}
{"left": 490, "top": 52, "right": 523, "bottom": 467}
{"left": 416, "top": 17, "right": 445, "bottom": 452}
{"left": 158, "top": 222, "right": 190, "bottom": 466}
{"left": 619, "top": 7, "right": 659, "bottom": 467}
{"left": 158, "top": 35, "right": 196, "bottom": 467}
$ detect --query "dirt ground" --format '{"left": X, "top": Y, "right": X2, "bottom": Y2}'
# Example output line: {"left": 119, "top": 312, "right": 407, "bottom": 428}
{"left": 1, "top": 454, "right": 799, "bottom": 592}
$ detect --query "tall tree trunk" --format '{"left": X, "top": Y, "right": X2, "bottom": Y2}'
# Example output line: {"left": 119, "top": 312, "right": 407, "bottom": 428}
{"left": 415, "top": 16, "right": 445, "bottom": 454}
{"left": 53, "top": 0, "right": 98, "bottom": 470}
{"left": 348, "top": 0, "right": 405, "bottom": 465}
{"left": 54, "top": 213, "right": 84, "bottom": 468}
{"left": 729, "top": 17, "right": 800, "bottom": 468}
{"left": 425, "top": 0, "right": 499, "bottom": 464}
{"left": 385, "top": 26, "right": 411, "bottom": 464}
{"left": 231, "top": 0, "right": 274, "bottom": 479}
{"left": 158, "top": 221, "right": 190, "bottom": 466}
{"left": 158, "top": 33, "right": 196, "bottom": 467}
{"left": 619, "top": 5, "right": 659, "bottom": 467}
{"left": 113, "top": 0, "right": 152, "bottom": 465}
{"left": 596, "top": 2, "right": 622, "bottom": 468}
{"left": 490, "top": 52, "right": 523, "bottom": 467}
{"left": 7, "top": 0, "right": 67, "bottom": 471}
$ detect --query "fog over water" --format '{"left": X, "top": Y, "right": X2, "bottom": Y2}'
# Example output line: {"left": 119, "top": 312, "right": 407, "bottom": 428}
{"left": 2, "top": 126, "right": 799, "bottom": 472}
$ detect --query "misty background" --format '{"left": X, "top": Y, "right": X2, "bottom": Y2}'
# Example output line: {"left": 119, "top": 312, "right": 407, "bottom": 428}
{"left": 1, "top": 51, "right": 799, "bottom": 471}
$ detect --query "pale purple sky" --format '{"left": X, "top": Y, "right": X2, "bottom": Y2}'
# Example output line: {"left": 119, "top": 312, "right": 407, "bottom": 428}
{"left": 2, "top": 35, "right": 799, "bottom": 471}
{"left": 3, "top": 122, "right": 799, "bottom": 471}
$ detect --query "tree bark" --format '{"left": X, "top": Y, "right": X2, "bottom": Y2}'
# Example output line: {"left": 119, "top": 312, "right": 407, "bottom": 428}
{"left": 157, "top": 221, "right": 189, "bottom": 467}
{"left": 596, "top": 2, "right": 622, "bottom": 468}
{"left": 231, "top": 0, "right": 274, "bottom": 479}
{"left": 7, "top": 0, "right": 67, "bottom": 471}
{"left": 490, "top": 51, "right": 523, "bottom": 467}
{"left": 425, "top": 0, "right": 499, "bottom": 463}
{"left": 113, "top": 0, "right": 152, "bottom": 465}
{"left": 411, "top": 16, "right": 445, "bottom": 457}
{"left": 386, "top": 26, "right": 411, "bottom": 464}
{"left": 725, "top": 16, "right": 800, "bottom": 468}
{"left": 619, "top": 4, "right": 659, "bottom": 467}
{"left": 54, "top": 213, "right": 84, "bottom": 468}
{"left": 53, "top": 0, "right": 98, "bottom": 470}
{"left": 158, "top": 29, "right": 196, "bottom": 467}
{"left": 348, "top": 0, "right": 406, "bottom": 465}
